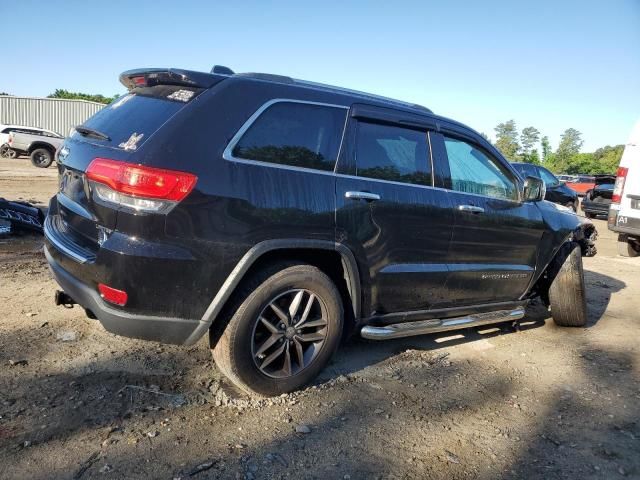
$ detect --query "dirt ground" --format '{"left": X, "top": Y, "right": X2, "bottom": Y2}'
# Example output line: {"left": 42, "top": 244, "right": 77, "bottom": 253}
{"left": 1, "top": 157, "right": 639, "bottom": 480}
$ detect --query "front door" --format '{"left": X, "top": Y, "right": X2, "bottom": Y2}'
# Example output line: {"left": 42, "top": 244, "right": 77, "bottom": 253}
{"left": 336, "top": 115, "right": 454, "bottom": 317}
{"left": 432, "top": 133, "right": 546, "bottom": 305}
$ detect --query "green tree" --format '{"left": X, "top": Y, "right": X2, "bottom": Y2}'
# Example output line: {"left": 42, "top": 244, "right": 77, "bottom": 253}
{"left": 593, "top": 145, "right": 624, "bottom": 173}
{"left": 47, "top": 89, "right": 117, "bottom": 104}
{"left": 0, "top": 92, "right": 10, "bottom": 96}
{"left": 494, "top": 120, "right": 520, "bottom": 161}
{"left": 541, "top": 136, "right": 552, "bottom": 164}
{"left": 565, "top": 153, "right": 595, "bottom": 174}
{"left": 553, "top": 128, "right": 583, "bottom": 172}
{"left": 529, "top": 149, "right": 541, "bottom": 165}
{"left": 520, "top": 126, "right": 540, "bottom": 163}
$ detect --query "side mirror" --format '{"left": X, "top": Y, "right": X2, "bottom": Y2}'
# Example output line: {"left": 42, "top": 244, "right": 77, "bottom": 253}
{"left": 523, "top": 176, "right": 546, "bottom": 202}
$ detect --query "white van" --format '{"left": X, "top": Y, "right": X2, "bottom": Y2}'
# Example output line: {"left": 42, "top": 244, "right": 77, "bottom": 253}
{"left": 608, "top": 120, "right": 640, "bottom": 256}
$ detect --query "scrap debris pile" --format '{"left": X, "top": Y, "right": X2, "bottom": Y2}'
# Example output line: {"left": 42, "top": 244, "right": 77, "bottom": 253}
{"left": 0, "top": 198, "right": 44, "bottom": 235}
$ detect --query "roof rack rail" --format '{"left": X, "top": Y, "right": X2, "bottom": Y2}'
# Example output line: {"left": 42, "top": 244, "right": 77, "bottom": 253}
{"left": 227, "top": 70, "right": 432, "bottom": 113}
{"left": 293, "top": 79, "right": 432, "bottom": 113}
{"left": 235, "top": 72, "right": 294, "bottom": 84}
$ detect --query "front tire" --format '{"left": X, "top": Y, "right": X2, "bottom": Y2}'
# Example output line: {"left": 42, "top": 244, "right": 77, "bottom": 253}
{"left": 212, "top": 262, "right": 344, "bottom": 397}
{"left": 617, "top": 234, "right": 639, "bottom": 257}
{"left": 30, "top": 148, "right": 53, "bottom": 168}
{"left": 548, "top": 243, "right": 587, "bottom": 327}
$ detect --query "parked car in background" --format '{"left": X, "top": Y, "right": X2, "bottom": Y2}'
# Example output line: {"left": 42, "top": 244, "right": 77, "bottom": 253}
{"left": 565, "top": 175, "right": 596, "bottom": 196}
{"left": 512, "top": 163, "right": 579, "bottom": 211}
{"left": 8, "top": 130, "right": 64, "bottom": 167}
{"left": 44, "top": 66, "right": 598, "bottom": 396}
{"left": 556, "top": 174, "right": 576, "bottom": 183}
{"left": 581, "top": 175, "right": 616, "bottom": 218}
{"left": 608, "top": 120, "right": 640, "bottom": 257}
{"left": 0, "top": 124, "right": 61, "bottom": 159}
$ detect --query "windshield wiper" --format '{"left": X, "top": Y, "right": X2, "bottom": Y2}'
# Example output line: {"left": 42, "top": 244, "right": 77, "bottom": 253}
{"left": 75, "top": 126, "right": 111, "bottom": 141}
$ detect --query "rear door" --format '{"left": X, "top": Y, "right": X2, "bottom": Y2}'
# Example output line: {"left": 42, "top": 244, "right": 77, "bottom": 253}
{"left": 336, "top": 106, "right": 454, "bottom": 316}
{"left": 431, "top": 131, "right": 545, "bottom": 305}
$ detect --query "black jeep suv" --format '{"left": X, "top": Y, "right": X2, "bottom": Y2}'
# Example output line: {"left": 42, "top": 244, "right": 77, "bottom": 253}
{"left": 45, "top": 66, "right": 595, "bottom": 396}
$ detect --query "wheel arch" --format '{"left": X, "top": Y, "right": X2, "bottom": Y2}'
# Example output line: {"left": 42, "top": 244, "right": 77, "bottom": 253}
{"left": 183, "top": 239, "right": 361, "bottom": 346}
{"left": 528, "top": 240, "right": 579, "bottom": 306}
{"left": 28, "top": 142, "right": 57, "bottom": 156}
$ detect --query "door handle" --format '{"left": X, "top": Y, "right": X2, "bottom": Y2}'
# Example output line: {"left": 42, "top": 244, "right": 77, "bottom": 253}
{"left": 458, "top": 205, "right": 484, "bottom": 214}
{"left": 345, "top": 191, "right": 381, "bottom": 202}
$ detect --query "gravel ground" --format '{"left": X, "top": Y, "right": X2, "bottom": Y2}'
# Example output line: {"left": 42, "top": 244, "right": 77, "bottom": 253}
{"left": 1, "top": 158, "right": 638, "bottom": 479}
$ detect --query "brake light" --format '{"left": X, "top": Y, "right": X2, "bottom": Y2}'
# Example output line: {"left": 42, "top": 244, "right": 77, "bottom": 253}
{"left": 612, "top": 166, "right": 628, "bottom": 204}
{"left": 86, "top": 158, "right": 197, "bottom": 213}
{"left": 132, "top": 76, "right": 146, "bottom": 86}
{"left": 98, "top": 283, "right": 128, "bottom": 306}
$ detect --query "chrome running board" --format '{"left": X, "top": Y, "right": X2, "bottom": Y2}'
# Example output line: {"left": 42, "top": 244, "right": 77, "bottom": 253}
{"left": 360, "top": 308, "right": 525, "bottom": 340}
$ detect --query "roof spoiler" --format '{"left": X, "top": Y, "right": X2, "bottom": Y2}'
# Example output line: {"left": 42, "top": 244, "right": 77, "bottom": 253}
{"left": 119, "top": 68, "right": 227, "bottom": 90}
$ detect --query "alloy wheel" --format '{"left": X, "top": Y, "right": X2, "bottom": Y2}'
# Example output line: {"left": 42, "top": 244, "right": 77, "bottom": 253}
{"left": 251, "top": 289, "right": 328, "bottom": 378}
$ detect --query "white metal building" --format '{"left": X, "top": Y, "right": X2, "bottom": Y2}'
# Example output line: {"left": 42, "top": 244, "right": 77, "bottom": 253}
{"left": 0, "top": 96, "right": 105, "bottom": 136}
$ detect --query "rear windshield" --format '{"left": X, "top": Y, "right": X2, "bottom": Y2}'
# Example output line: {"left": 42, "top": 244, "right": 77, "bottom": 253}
{"left": 75, "top": 85, "right": 203, "bottom": 150}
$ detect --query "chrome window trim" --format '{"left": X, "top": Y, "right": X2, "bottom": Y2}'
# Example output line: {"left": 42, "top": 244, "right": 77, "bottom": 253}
{"left": 336, "top": 173, "right": 439, "bottom": 191}
{"left": 428, "top": 184, "right": 523, "bottom": 205}
{"left": 427, "top": 131, "right": 435, "bottom": 187}
{"left": 222, "top": 98, "right": 349, "bottom": 172}
{"left": 222, "top": 98, "right": 445, "bottom": 192}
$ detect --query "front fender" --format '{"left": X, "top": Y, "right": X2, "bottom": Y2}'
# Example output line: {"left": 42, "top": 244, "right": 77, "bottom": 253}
{"left": 522, "top": 201, "right": 597, "bottom": 299}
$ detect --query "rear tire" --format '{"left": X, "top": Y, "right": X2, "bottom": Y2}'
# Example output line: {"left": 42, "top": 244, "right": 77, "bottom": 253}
{"left": 30, "top": 148, "right": 53, "bottom": 168}
{"left": 212, "top": 262, "right": 344, "bottom": 397}
{"left": 548, "top": 243, "right": 587, "bottom": 327}
{"left": 617, "top": 234, "right": 639, "bottom": 257}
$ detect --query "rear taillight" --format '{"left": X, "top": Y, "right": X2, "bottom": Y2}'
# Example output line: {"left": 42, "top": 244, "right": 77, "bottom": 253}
{"left": 86, "top": 158, "right": 197, "bottom": 213}
{"left": 612, "top": 166, "right": 628, "bottom": 204}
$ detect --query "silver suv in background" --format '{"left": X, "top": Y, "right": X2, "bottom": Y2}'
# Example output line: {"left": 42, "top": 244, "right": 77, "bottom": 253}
{"left": 7, "top": 129, "right": 64, "bottom": 167}
{"left": 0, "top": 125, "right": 61, "bottom": 159}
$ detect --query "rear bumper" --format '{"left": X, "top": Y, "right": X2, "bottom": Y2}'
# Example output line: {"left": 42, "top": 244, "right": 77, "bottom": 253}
{"left": 581, "top": 200, "right": 610, "bottom": 215}
{"left": 607, "top": 208, "right": 640, "bottom": 236}
{"left": 45, "top": 246, "right": 207, "bottom": 345}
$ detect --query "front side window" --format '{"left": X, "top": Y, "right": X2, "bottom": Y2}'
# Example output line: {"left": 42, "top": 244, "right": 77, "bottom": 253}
{"left": 444, "top": 137, "right": 518, "bottom": 201}
{"left": 232, "top": 102, "right": 347, "bottom": 172}
{"left": 354, "top": 122, "right": 431, "bottom": 186}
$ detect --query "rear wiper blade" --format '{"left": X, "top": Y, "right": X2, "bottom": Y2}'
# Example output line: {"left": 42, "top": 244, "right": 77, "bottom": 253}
{"left": 75, "top": 126, "right": 111, "bottom": 141}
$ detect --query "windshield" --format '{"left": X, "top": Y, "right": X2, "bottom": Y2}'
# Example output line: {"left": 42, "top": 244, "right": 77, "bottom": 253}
{"left": 538, "top": 167, "right": 560, "bottom": 187}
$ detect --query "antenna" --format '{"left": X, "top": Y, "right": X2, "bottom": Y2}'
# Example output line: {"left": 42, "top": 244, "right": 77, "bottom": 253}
{"left": 211, "top": 65, "right": 234, "bottom": 75}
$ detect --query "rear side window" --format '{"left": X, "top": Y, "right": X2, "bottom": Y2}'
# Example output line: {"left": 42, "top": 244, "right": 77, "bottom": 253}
{"left": 232, "top": 102, "right": 347, "bottom": 172}
{"left": 354, "top": 122, "right": 431, "bottom": 186}
{"left": 76, "top": 85, "right": 203, "bottom": 150}
{"left": 444, "top": 136, "right": 518, "bottom": 201}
